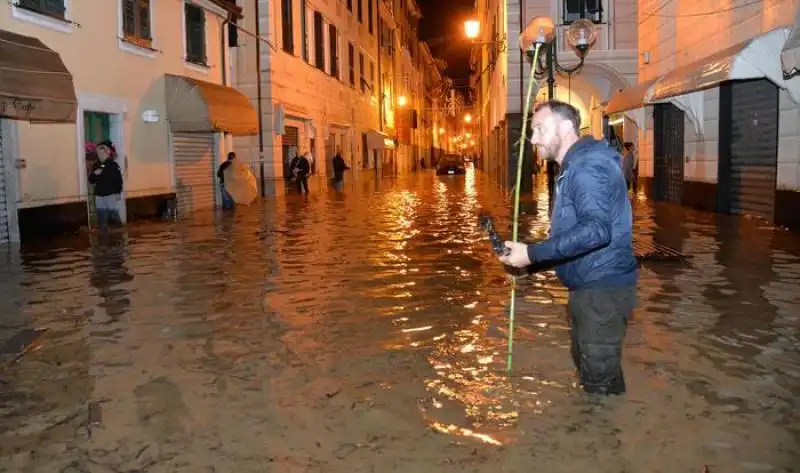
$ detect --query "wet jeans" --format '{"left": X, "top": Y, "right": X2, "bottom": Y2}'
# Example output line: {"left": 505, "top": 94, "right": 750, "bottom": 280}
{"left": 95, "top": 194, "right": 121, "bottom": 231}
{"left": 567, "top": 285, "right": 636, "bottom": 395}
{"left": 220, "top": 184, "right": 235, "bottom": 209}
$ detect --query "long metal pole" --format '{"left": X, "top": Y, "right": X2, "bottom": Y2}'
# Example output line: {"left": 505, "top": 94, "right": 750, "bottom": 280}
{"left": 255, "top": 0, "right": 266, "bottom": 197}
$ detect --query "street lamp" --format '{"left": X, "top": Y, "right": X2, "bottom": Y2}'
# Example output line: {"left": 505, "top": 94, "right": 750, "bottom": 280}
{"left": 464, "top": 19, "right": 480, "bottom": 40}
{"left": 520, "top": 16, "right": 597, "bottom": 99}
{"left": 464, "top": 113, "right": 473, "bottom": 123}
{"left": 397, "top": 95, "right": 408, "bottom": 107}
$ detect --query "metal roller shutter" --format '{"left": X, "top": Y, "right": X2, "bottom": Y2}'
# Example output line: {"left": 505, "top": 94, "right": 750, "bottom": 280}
{"left": 172, "top": 132, "right": 217, "bottom": 217}
{"left": 654, "top": 103, "right": 685, "bottom": 203}
{"left": 0, "top": 124, "right": 8, "bottom": 245}
{"left": 727, "top": 79, "right": 779, "bottom": 221}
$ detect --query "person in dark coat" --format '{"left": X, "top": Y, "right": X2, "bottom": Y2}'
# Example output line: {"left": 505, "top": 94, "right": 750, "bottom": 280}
{"left": 88, "top": 140, "right": 124, "bottom": 231}
{"left": 332, "top": 149, "right": 350, "bottom": 191}
{"left": 289, "top": 151, "right": 311, "bottom": 195}
{"left": 217, "top": 152, "right": 236, "bottom": 209}
{"left": 499, "top": 100, "right": 638, "bottom": 396}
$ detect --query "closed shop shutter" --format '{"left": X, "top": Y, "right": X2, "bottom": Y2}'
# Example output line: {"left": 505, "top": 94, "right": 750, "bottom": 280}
{"left": 0, "top": 123, "right": 8, "bottom": 245}
{"left": 172, "top": 132, "right": 217, "bottom": 217}
{"left": 724, "top": 79, "right": 779, "bottom": 221}
{"left": 653, "top": 103, "right": 685, "bottom": 203}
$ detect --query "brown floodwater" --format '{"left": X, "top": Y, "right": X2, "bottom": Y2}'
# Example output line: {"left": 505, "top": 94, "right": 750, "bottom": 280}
{"left": 0, "top": 168, "right": 798, "bottom": 472}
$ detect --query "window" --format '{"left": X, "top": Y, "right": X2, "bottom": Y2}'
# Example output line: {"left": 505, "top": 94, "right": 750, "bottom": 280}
{"left": 122, "top": 0, "right": 151, "bottom": 46}
{"left": 347, "top": 0, "right": 352, "bottom": 12}
{"left": 281, "top": 0, "right": 294, "bottom": 54}
{"left": 359, "top": 52, "right": 365, "bottom": 92}
{"left": 328, "top": 24, "right": 339, "bottom": 78}
{"left": 348, "top": 43, "right": 355, "bottom": 87}
{"left": 563, "top": 0, "right": 603, "bottom": 24}
{"left": 357, "top": 0, "right": 363, "bottom": 23}
{"left": 367, "top": 0, "right": 373, "bottom": 34}
{"left": 184, "top": 3, "right": 206, "bottom": 65}
{"left": 16, "top": 0, "right": 65, "bottom": 18}
{"left": 301, "top": 0, "right": 308, "bottom": 61}
{"left": 314, "top": 11, "right": 325, "bottom": 71}
{"left": 369, "top": 60, "right": 375, "bottom": 95}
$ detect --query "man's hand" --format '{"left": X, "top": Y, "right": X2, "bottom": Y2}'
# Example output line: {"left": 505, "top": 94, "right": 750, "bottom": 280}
{"left": 93, "top": 169, "right": 103, "bottom": 176}
{"left": 498, "top": 241, "right": 531, "bottom": 268}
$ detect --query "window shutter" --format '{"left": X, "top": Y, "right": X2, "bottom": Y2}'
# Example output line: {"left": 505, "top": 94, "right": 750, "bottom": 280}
{"left": 122, "top": 0, "right": 136, "bottom": 36}
{"left": 186, "top": 4, "right": 206, "bottom": 62}
{"left": 44, "top": 0, "right": 65, "bottom": 15}
{"left": 138, "top": 0, "right": 151, "bottom": 39}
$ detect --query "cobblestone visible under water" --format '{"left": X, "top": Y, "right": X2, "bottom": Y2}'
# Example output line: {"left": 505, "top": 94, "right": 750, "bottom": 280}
{"left": 0, "top": 169, "right": 798, "bottom": 472}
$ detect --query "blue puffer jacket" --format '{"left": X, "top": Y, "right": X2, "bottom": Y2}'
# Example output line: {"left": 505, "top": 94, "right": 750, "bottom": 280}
{"left": 529, "top": 137, "right": 638, "bottom": 290}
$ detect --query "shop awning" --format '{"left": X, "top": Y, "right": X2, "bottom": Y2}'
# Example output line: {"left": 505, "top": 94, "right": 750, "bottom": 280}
{"left": 367, "top": 129, "right": 394, "bottom": 149}
{"left": 605, "top": 78, "right": 660, "bottom": 115}
{"left": 650, "top": 27, "right": 791, "bottom": 102}
{"left": 0, "top": 29, "right": 77, "bottom": 123}
{"left": 165, "top": 74, "right": 258, "bottom": 136}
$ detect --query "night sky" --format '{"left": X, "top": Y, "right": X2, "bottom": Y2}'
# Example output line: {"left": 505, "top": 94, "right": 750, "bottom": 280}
{"left": 418, "top": 0, "right": 475, "bottom": 96}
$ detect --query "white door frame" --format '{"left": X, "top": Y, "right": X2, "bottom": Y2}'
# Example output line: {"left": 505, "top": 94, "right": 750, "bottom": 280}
{"left": 75, "top": 92, "right": 129, "bottom": 224}
{"left": 0, "top": 119, "right": 21, "bottom": 244}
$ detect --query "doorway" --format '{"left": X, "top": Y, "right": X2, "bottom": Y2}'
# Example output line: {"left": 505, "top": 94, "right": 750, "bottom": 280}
{"left": 653, "top": 103, "right": 685, "bottom": 203}
{"left": 83, "top": 110, "right": 126, "bottom": 228}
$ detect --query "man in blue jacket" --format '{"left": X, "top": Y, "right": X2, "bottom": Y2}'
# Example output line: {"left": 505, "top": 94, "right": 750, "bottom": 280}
{"left": 499, "top": 100, "right": 638, "bottom": 396}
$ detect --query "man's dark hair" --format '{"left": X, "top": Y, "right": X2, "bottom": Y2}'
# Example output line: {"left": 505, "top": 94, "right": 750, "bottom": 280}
{"left": 227, "top": 152, "right": 236, "bottom": 160}
{"left": 533, "top": 100, "right": 581, "bottom": 135}
{"left": 623, "top": 142, "right": 634, "bottom": 150}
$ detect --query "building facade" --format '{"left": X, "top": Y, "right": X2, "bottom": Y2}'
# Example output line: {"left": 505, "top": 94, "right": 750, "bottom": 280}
{"left": 472, "top": 0, "right": 638, "bottom": 190}
{"left": 0, "top": 0, "right": 253, "bottom": 245}
{"left": 233, "top": 0, "right": 445, "bottom": 190}
{"left": 606, "top": 0, "right": 800, "bottom": 228}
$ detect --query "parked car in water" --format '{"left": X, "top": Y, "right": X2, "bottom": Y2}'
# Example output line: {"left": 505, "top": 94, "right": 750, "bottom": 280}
{"left": 436, "top": 155, "right": 467, "bottom": 176}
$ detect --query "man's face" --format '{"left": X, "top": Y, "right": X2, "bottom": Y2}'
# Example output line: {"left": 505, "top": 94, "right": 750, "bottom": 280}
{"left": 530, "top": 108, "right": 561, "bottom": 161}
{"left": 97, "top": 145, "right": 111, "bottom": 162}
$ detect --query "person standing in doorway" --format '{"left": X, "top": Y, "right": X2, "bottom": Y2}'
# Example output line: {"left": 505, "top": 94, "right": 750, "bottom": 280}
{"left": 622, "top": 142, "right": 638, "bottom": 193}
{"left": 290, "top": 151, "right": 311, "bottom": 195}
{"left": 88, "top": 140, "right": 124, "bottom": 232}
{"left": 217, "top": 152, "right": 236, "bottom": 210}
{"left": 499, "top": 100, "right": 638, "bottom": 396}
{"left": 332, "top": 148, "right": 349, "bottom": 191}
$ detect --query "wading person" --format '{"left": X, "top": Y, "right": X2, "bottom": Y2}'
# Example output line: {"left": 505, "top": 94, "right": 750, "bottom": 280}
{"left": 289, "top": 150, "right": 311, "bottom": 195}
{"left": 498, "top": 100, "right": 638, "bottom": 396}
{"left": 217, "top": 152, "right": 236, "bottom": 209}
{"left": 88, "top": 140, "right": 124, "bottom": 232}
{"left": 331, "top": 148, "right": 349, "bottom": 192}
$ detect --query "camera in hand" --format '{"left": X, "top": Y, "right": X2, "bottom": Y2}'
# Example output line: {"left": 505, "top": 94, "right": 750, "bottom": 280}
{"left": 478, "top": 214, "right": 511, "bottom": 256}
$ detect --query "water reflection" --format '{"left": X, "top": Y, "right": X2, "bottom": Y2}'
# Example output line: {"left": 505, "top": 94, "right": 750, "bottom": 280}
{"left": 0, "top": 171, "right": 797, "bottom": 472}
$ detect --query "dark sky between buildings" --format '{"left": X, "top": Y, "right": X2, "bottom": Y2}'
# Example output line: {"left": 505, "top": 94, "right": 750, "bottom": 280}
{"left": 418, "top": 0, "right": 475, "bottom": 96}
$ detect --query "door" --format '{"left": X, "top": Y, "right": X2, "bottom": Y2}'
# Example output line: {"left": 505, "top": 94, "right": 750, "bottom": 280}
{"left": 84, "top": 111, "right": 127, "bottom": 226}
{"left": 718, "top": 79, "right": 779, "bottom": 221}
{"left": 361, "top": 133, "right": 369, "bottom": 169}
{"left": 172, "top": 132, "right": 217, "bottom": 217}
{"left": 282, "top": 126, "right": 299, "bottom": 178}
{"left": 653, "top": 103, "right": 685, "bottom": 203}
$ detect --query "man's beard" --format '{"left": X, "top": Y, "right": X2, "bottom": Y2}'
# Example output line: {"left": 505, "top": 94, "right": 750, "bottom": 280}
{"left": 538, "top": 136, "right": 561, "bottom": 161}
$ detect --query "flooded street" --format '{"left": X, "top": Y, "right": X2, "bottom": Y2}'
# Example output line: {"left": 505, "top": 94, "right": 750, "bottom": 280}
{"left": 1, "top": 168, "right": 798, "bottom": 473}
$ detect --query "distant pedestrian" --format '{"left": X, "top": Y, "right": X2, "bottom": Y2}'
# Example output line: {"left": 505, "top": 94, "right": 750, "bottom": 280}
{"left": 290, "top": 151, "right": 311, "bottom": 195}
{"left": 88, "top": 140, "right": 123, "bottom": 232}
{"left": 622, "top": 142, "right": 638, "bottom": 192}
{"left": 217, "top": 152, "right": 236, "bottom": 209}
{"left": 332, "top": 148, "right": 350, "bottom": 192}
{"left": 499, "top": 100, "right": 638, "bottom": 396}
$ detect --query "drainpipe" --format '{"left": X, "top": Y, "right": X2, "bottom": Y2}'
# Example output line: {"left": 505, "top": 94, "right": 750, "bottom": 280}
{"left": 221, "top": 18, "right": 229, "bottom": 86}
{"left": 254, "top": 0, "right": 266, "bottom": 196}
{"left": 377, "top": 11, "right": 384, "bottom": 132}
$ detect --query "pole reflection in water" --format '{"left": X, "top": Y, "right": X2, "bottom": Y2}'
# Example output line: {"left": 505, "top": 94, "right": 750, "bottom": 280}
{"left": 0, "top": 169, "right": 797, "bottom": 472}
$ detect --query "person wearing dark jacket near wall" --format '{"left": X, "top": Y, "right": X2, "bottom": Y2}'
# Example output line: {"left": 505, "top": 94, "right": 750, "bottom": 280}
{"left": 499, "top": 100, "right": 638, "bottom": 396}
{"left": 88, "top": 140, "right": 124, "bottom": 231}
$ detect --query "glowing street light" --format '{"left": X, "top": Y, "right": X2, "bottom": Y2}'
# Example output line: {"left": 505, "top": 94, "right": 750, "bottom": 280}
{"left": 397, "top": 95, "right": 408, "bottom": 107}
{"left": 438, "top": 127, "right": 445, "bottom": 135}
{"left": 464, "top": 114, "right": 472, "bottom": 123}
{"left": 464, "top": 19, "right": 480, "bottom": 40}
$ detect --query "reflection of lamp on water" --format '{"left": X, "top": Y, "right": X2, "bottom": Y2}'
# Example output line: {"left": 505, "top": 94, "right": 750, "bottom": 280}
{"left": 463, "top": 113, "right": 472, "bottom": 123}
{"left": 397, "top": 95, "right": 408, "bottom": 107}
{"left": 438, "top": 127, "right": 445, "bottom": 135}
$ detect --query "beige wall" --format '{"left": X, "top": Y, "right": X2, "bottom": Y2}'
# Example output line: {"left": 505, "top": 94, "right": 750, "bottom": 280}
{"left": 1, "top": 0, "right": 231, "bottom": 208}
{"left": 637, "top": 0, "right": 800, "bottom": 189}
{"left": 234, "top": 0, "right": 380, "bottom": 182}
